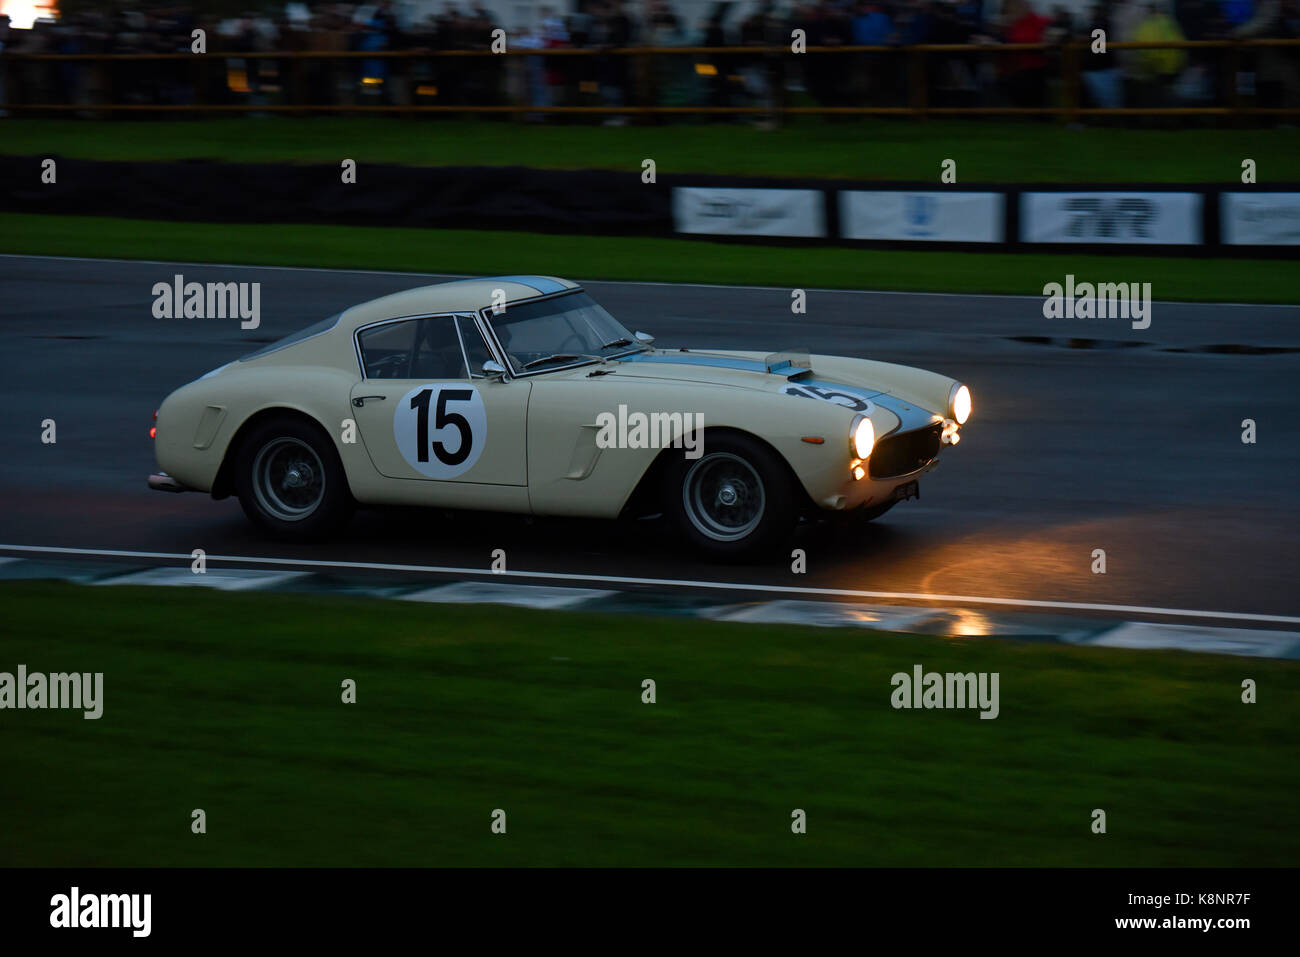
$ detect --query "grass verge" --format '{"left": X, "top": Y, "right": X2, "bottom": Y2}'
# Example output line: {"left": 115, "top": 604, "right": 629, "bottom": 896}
{"left": 3, "top": 212, "right": 1295, "bottom": 302}
{"left": 0, "top": 581, "right": 1296, "bottom": 866}
{"left": 3, "top": 118, "right": 1299, "bottom": 182}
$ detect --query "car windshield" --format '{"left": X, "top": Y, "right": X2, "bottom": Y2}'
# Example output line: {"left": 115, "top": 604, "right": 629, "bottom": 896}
{"left": 484, "top": 291, "right": 645, "bottom": 374}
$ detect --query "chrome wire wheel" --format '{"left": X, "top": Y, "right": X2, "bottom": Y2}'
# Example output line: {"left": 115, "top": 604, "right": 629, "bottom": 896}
{"left": 251, "top": 437, "right": 326, "bottom": 522}
{"left": 682, "top": 451, "right": 766, "bottom": 542}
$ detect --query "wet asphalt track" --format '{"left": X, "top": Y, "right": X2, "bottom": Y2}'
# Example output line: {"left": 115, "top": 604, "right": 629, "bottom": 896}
{"left": 1, "top": 254, "right": 1297, "bottom": 621}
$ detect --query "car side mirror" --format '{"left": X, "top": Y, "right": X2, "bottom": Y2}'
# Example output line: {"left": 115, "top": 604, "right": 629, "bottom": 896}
{"left": 482, "top": 359, "right": 506, "bottom": 380}
{"left": 634, "top": 331, "right": 656, "bottom": 345}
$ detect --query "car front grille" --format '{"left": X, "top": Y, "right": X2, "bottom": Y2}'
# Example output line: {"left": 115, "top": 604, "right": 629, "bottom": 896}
{"left": 868, "top": 423, "right": 943, "bottom": 479}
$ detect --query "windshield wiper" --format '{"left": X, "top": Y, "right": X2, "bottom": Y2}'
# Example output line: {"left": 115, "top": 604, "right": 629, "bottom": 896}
{"left": 599, "top": 337, "right": 634, "bottom": 349}
{"left": 521, "top": 353, "right": 603, "bottom": 370}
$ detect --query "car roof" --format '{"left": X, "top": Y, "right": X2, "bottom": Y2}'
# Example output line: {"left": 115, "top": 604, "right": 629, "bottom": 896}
{"left": 337, "top": 276, "right": 581, "bottom": 331}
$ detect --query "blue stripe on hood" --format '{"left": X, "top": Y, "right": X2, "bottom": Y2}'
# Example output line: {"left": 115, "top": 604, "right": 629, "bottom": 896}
{"left": 797, "top": 379, "right": 939, "bottom": 431}
{"left": 618, "top": 353, "right": 770, "bottom": 373}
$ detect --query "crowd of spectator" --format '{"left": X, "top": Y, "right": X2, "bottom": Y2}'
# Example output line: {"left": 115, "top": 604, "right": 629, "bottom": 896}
{"left": 1, "top": 0, "right": 1297, "bottom": 114}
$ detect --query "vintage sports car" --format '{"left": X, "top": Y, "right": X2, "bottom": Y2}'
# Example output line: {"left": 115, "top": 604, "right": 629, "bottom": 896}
{"left": 150, "top": 276, "right": 971, "bottom": 559}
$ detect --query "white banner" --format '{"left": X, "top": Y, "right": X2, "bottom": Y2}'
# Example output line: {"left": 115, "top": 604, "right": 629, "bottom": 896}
{"left": 1221, "top": 193, "right": 1300, "bottom": 245}
{"left": 1021, "top": 192, "right": 1202, "bottom": 244}
{"left": 672, "top": 187, "right": 826, "bottom": 238}
{"left": 839, "top": 191, "right": 1004, "bottom": 242}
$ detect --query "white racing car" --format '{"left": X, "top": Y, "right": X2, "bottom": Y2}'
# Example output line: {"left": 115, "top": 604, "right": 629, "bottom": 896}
{"left": 150, "top": 276, "right": 971, "bottom": 559}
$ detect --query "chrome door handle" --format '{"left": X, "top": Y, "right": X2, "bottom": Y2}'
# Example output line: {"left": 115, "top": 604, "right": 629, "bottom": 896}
{"left": 352, "top": 395, "right": 386, "bottom": 407}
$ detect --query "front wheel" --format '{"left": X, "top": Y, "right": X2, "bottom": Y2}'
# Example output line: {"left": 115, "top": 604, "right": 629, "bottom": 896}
{"left": 234, "top": 415, "right": 353, "bottom": 540}
{"left": 665, "top": 433, "right": 797, "bottom": 561}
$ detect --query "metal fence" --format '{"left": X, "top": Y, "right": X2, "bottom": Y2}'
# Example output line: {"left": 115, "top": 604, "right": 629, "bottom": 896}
{"left": 3, "top": 40, "right": 1299, "bottom": 119}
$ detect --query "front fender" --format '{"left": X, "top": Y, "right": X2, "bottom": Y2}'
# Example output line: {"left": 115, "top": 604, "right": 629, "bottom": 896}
{"left": 525, "top": 378, "right": 870, "bottom": 518}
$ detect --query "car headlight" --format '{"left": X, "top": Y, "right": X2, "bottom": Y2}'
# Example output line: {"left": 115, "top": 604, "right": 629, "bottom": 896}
{"left": 949, "top": 384, "right": 972, "bottom": 425}
{"left": 851, "top": 415, "right": 875, "bottom": 459}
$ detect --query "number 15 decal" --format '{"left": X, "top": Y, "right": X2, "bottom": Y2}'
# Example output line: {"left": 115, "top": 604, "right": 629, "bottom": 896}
{"left": 394, "top": 384, "right": 487, "bottom": 479}
{"left": 780, "top": 383, "right": 873, "bottom": 413}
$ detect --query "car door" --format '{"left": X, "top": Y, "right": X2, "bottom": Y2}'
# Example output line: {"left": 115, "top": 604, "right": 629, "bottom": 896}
{"left": 348, "top": 313, "right": 530, "bottom": 490}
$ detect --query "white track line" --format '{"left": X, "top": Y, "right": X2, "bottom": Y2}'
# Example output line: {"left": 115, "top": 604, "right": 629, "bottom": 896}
{"left": 1, "top": 254, "right": 1294, "bottom": 307}
{"left": 2, "top": 543, "right": 1297, "bottom": 625}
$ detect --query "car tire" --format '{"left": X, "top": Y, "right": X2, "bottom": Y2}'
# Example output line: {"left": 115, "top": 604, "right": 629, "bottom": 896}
{"left": 234, "top": 415, "right": 353, "bottom": 540}
{"left": 666, "top": 432, "right": 797, "bottom": 561}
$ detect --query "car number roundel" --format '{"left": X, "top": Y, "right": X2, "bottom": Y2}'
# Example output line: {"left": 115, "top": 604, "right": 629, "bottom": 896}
{"left": 393, "top": 384, "right": 487, "bottom": 479}
{"left": 780, "top": 382, "right": 873, "bottom": 414}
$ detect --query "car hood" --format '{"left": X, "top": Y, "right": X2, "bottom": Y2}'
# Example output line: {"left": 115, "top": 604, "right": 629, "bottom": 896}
{"left": 603, "top": 349, "right": 881, "bottom": 391}
{"left": 591, "top": 349, "right": 951, "bottom": 432}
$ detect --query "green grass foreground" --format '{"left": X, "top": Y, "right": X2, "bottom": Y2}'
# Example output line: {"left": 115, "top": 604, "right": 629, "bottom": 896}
{"left": 3, "top": 117, "right": 1298, "bottom": 182}
{"left": 3, "top": 212, "right": 1295, "bottom": 302}
{"left": 0, "top": 581, "right": 1296, "bottom": 866}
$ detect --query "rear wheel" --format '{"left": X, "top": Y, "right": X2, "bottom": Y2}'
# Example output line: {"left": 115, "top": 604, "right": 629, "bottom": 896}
{"left": 234, "top": 415, "right": 353, "bottom": 539}
{"left": 666, "top": 433, "right": 797, "bottom": 561}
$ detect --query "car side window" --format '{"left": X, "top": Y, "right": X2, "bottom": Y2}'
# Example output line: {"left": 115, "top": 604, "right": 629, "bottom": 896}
{"left": 411, "top": 316, "right": 469, "bottom": 379}
{"left": 358, "top": 319, "right": 418, "bottom": 379}
{"left": 456, "top": 315, "right": 493, "bottom": 378}
{"left": 359, "top": 316, "right": 470, "bottom": 380}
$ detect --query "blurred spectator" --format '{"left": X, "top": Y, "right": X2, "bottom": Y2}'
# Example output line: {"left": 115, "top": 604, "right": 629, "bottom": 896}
{"left": 701, "top": 1, "right": 738, "bottom": 108}
{"left": 850, "top": 1, "right": 895, "bottom": 104}
{"left": 1222, "top": 0, "right": 1255, "bottom": 27}
{"left": 1001, "top": 0, "right": 1052, "bottom": 108}
{"left": 1233, "top": 0, "right": 1300, "bottom": 108}
{"left": 1112, "top": 0, "right": 1147, "bottom": 78}
{"left": 0, "top": 0, "right": 1292, "bottom": 120}
{"left": 305, "top": 8, "right": 351, "bottom": 106}
{"left": 1129, "top": 0, "right": 1187, "bottom": 105}
{"left": 540, "top": 3, "right": 571, "bottom": 104}
{"left": 357, "top": 8, "right": 394, "bottom": 104}
{"left": 852, "top": 1, "right": 895, "bottom": 45}
{"left": 1045, "top": 3, "right": 1075, "bottom": 41}
{"left": 517, "top": 12, "right": 551, "bottom": 111}
{"left": 794, "top": 1, "right": 852, "bottom": 107}
{"left": 1081, "top": 1, "right": 1124, "bottom": 107}
{"left": 736, "top": 1, "right": 782, "bottom": 112}
{"left": 1172, "top": 0, "right": 1219, "bottom": 102}
{"left": 595, "top": 0, "right": 635, "bottom": 121}
{"left": 646, "top": 0, "right": 691, "bottom": 106}
{"left": 931, "top": 0, "right": 984, "bottom": 107}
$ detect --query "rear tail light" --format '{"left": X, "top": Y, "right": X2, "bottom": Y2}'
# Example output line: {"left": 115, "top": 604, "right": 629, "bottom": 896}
{"left": 149, "top": 409, "right": 157, "bottom": 439}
